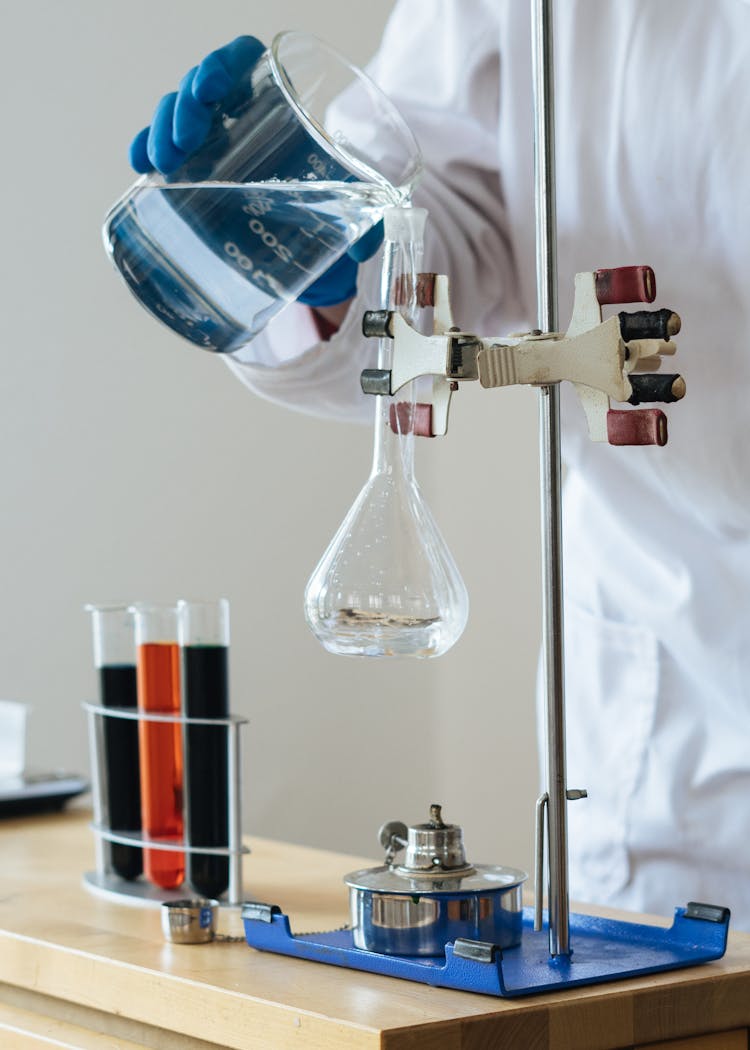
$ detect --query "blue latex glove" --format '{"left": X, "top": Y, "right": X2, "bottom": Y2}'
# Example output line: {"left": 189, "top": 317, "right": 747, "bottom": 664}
{"left": 129, "top": 37, "right": 265, "bottom": 176}
{"left": 129, "top": 35, "right": 383, "bottom": 308}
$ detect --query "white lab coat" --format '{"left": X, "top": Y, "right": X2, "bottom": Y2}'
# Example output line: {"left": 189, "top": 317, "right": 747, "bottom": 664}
{"left": 229, "top": 1, "right": 750, "bottom": 927}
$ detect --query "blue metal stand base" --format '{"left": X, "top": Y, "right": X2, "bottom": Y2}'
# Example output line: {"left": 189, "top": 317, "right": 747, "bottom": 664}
{"left": 242, "top": 902, "right": 729, "bottom": 997}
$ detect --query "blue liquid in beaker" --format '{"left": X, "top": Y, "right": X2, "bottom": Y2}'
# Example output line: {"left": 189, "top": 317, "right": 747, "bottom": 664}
{"left": 104, "top": 181, "right": 393, "bottom": 354}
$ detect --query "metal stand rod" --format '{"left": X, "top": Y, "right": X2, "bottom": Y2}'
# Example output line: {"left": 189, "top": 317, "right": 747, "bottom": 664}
{"left": 531, "top": 0, "right": 570, "bottom": 957}
{"left": 227, "top": 718, "right": 243, "bottom": 906}
{"left": 86, "top": 707, "right": 107, "bottom": 877}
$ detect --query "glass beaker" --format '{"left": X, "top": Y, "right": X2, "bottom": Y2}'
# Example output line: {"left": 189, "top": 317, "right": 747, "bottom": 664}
{"left": 132, "top": 603, "right": 185, "bottom": 890}
{"left": 177, "top": 599, "right": 231, "bottom": 900}
{"left": 85, "top": 603, "right": 142, "bottom": 880}
{"left": 103, "top": 31, "right": 422, "bottom": 356}
{"left": 304, "top": 207, "right": 469, "bottom": 657}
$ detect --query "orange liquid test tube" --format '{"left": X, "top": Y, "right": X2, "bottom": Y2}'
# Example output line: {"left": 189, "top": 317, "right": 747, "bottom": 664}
{"left": 133, "top": 606, "right": 185, "bottom": 889}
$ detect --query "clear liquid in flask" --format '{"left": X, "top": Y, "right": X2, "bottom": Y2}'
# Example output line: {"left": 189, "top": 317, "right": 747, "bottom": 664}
{"left": 305, "top": 465, "right": 469, "bottom": 657}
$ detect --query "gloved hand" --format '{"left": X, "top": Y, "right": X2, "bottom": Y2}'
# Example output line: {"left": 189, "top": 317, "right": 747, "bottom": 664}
{"left": 129, "top": 35, "right": 383, "bottom": 309}
{"left": 129, "top": 36, "right": 265, "bottom": 176}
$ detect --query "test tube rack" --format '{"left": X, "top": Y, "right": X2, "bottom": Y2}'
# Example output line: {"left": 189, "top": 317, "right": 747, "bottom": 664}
{"left": 83, "top": 703, "right": 248, "bottom": 907}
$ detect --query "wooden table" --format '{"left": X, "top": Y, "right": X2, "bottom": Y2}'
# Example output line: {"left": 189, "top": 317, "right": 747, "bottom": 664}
{"left": 0, "top": 810, "right": 748, "bottom": 1049}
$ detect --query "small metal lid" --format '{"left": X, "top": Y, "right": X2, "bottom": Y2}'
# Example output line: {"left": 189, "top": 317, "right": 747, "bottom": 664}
{"left": 161, "top": 898, "right": 219, "bottom": 944}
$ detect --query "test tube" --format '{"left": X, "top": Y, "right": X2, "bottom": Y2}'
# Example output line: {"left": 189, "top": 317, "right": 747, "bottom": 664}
{"left": 132, "top": 603, "right": 185, "bottom": 890}
{"left": 85, "top": 603, "right": 142, "bottom": 880}
{"left": 178, "top": 599, "right": 230, "bottom": 899}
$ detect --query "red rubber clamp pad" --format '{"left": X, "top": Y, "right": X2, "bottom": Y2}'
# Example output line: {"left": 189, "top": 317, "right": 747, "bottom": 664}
{"left": 595, "top": 266, "right": 656, "bottom": 305}
{"left": 389, "top": 402, "right": 433, "bottom": 437}
{"left": 607, "top": 408, "right": 668, "bottom": 446}
{"left": 393, "top": 273, "right": 437, "bottom": 308}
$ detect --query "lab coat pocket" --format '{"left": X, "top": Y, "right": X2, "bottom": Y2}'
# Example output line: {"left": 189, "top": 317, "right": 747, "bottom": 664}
{"left": 562, "top": 599, "right": 659, "bottom": 903}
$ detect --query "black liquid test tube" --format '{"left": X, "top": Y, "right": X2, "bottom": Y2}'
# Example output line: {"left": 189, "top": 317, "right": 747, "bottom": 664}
{"left": 86, "top": 604, "right": 142, "bottom": 880}
{"left": 178, "top": 599, "right": 230, "bottom": 898}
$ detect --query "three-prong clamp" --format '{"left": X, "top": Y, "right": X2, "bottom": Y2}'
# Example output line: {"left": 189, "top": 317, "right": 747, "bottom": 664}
{"left": 361, "top": 265, "right": 684, "bottom": 444}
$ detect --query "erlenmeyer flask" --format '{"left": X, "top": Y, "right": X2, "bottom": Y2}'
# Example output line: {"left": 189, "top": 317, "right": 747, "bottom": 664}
{"left": 304, "top": 207, "right": 469, "bottom": 657}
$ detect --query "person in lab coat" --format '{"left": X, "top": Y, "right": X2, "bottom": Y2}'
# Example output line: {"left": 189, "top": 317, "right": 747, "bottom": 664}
{"left": 131, "top": 1, "right": 750, "bottom": 928}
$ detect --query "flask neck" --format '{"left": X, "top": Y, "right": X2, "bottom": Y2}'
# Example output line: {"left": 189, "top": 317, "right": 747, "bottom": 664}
{"left": 369, "top": 395, "right": 416, "bottom": 479}
{"left": 369, "top": 211, "right": 423, "bottom": 481}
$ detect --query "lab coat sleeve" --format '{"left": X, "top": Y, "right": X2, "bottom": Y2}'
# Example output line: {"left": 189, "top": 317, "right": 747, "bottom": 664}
{"left": 227, "top": 0, "right": 518, "bottom": 423}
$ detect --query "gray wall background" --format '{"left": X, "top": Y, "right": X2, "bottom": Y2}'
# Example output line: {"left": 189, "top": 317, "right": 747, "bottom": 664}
{"left": 0, "top": 1, "right": 541, "bottom": 876}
